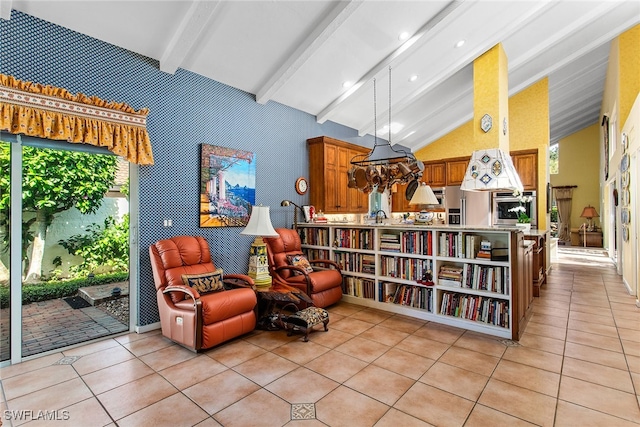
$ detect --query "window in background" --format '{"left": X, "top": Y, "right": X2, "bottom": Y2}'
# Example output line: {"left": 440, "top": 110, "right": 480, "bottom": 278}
{"left": 549, "top": 144, "right": 559, "bottom": 174}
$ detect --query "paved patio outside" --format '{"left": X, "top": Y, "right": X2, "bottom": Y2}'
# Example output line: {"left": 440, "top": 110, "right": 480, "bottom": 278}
{"left": 0, "top": 297, "right": 128, "bottom": 361}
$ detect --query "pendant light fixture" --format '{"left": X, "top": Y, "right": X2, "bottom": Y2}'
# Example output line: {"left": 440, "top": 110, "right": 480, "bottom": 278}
{"left": 350, "top": 66, "right": 422, "bottom": 193}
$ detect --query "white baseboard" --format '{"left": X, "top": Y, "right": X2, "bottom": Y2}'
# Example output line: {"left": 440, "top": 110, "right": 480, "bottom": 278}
{"left": 135, "top": 322, "right": 161, "bottom": 334}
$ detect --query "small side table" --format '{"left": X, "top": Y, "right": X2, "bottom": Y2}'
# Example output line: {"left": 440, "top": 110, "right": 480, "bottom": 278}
{"left": 254, "top": 283, "right": 312, "bottom": 330}
{"left": 579, "top": 230, "right": 603, "bottom": 247}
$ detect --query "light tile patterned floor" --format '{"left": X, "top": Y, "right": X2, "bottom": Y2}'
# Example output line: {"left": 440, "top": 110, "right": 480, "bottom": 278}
{"left": 1, "top": 248, "right": 639, "bottom": 426}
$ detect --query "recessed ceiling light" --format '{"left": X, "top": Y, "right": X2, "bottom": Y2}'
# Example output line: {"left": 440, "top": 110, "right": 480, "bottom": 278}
{"left": 408, "top": 75, "right": 418, "bottom": 83}
{"left": 398, "top": 32, "right": 410, "bottom": 41}
{"left": 455, "top": 39, "right": 465, "bottom": 48}
{"left": 378, "top": 122, "right": 405, "bottom": 135}
{"left": 342, "top": 81, "right": 353, "bottom": 88}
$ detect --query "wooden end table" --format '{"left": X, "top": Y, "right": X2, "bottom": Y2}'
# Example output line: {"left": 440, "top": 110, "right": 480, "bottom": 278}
{"left": 254, "top": 282, "right": 313, "bottom": 330}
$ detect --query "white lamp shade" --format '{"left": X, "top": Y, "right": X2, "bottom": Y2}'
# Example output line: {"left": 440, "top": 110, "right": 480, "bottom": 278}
{"left": 460, "top": 148, "right": 524, "bottom": 192}
{"left": 409, "top": 182, "right": 439, "bottom": 205}
{"left": 240, "top": 205, "right": 279, "bottom": 237}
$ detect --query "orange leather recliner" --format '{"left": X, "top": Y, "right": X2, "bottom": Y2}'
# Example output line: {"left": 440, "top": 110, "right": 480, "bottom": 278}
{"left": 149, "top": 236, "right": 257, "bottom": 352}
{"left": 264, "top": 228, "right": 343, "bottom": 308}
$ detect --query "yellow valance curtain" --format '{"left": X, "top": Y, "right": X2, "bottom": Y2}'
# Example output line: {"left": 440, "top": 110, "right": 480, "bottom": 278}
{"left": 0, "top": 74, "right": 154, "bottom": 165}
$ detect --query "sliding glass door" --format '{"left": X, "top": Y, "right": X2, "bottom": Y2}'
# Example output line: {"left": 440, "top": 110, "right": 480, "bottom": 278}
{"left": 1, "top": 135, "right": 136, "bottom": 364}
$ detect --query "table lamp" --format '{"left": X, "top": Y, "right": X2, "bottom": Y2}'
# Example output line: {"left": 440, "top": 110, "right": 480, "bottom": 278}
{"left": 240, "top": 205, "right": 279, "bottom": 286}
{"left": 409, "top": 182, "right": 439, "bottom": 223}
{"left": 580, "top": 205, "right": 599, "bottom": 231}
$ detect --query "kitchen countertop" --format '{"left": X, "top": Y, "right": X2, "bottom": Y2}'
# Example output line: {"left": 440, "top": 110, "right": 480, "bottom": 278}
{"left": 299, "top": 222, "right": 528, "bottom": 232}
{"left": 523, "top": 229, "right": 550, "bottom": 237}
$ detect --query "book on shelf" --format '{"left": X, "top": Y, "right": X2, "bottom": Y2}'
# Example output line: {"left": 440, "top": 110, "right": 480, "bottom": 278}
{"left": 438, "top": 264, "right": 462, "bottom": 287}
{"left": 476, "top": 250, "right": 492, "bottom": 259}
{"left": 439, "top": 278, "right": 462, "bottom": 287}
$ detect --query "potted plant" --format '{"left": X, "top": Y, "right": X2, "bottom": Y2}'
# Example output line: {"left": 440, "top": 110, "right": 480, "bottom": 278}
{"left": 509, "top": 190, "right": 533, "bottom": 232}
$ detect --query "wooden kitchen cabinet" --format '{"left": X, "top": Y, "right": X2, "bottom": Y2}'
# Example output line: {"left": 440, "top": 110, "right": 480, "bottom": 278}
{"left": 392, "top": 161, "right": 444, "bottom": 212}
{"left": 307, "top": 136, "right": 369, "bottom": 214}
{"left": 391, "top": 182, "right": 418, "bottom": 212}
{"left": 445, "top": 157, "right": 470, "bottom": 186}
{"left": 515, "top": 237, "right": 534, "bottom": 339}
{"left": 423, "top": 161, "right": 446, "bottom": 187}
{"left": 511, "top": 149, "right": 538, "bottom": 190}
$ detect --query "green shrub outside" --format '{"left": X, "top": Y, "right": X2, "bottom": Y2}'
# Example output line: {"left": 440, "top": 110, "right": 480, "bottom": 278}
{"left": 0, "top": 272, "right": 128, "bottom": 308}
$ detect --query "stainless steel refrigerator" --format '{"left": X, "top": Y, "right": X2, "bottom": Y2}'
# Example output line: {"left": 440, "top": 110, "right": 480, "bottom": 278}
{"left": 445, "top": 185, "right": 492, "bottom": 226}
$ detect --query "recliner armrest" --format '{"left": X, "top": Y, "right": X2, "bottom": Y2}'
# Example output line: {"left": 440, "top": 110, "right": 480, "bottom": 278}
{"left": 309, "top": 259, "right": 341, "bottom": 271}
{"left": 223, "top": 274, "right": 255, "bottom": 289}
{"left": 274, "top": 265, "right": 309, "bottom": 276}
{"left": 163, "top": 285, "right": 200, "bottom": 301}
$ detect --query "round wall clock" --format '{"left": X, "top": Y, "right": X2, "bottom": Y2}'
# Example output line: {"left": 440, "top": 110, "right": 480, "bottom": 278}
{"left": 295, "top": 177, "right": 308, "bottom": 195}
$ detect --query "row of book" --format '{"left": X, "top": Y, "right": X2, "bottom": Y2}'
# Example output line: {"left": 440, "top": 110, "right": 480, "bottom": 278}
{"left": 461, "top": 264, "right": 510, "bottom": 295}
{"left": 380, "top": 282, "right": 433, "bottom": 311}
{"left": 380, "top": 231, "right": 433, "bottom": 255}
{"left": 298, "top": 228, "right": 329, "bottom": 246}
{"left": 380, "top": 233, "right": 402, "bottom": 252}
{"left": 302, "top": 248, "right": 330, "bottom": 261}
{"left": 342, "top": 277, "right": 375, "bottom": 299}
{"left": 333, "top": 251, "right": 375, "bottom": 274}
{"left": 335, "top": 228, "right": 374, "bottom": 250}
{"left": 438, "top": 232, "right": 496, "bottom": 259}
{"left": 380, "top": 255, "right": 432, "bottom": 281}
{"left": 440, "top": 292, "right": 509, "bottom": 328}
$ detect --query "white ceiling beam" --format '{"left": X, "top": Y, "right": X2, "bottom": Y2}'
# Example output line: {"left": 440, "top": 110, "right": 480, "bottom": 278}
{"left": 1, "top": 0, "right": 13, "bottom": 20}
{"left": 354, "top": 0, "right": 553, "bottom": 136}
{"left": 508, "top": 3, "right": 632, "bottom": 95}
{"left": 316, "top": 0, "right": 467, "bottom": 125}
{"left": 255, "top": 1, "right": 362, "bottom": 105}
{"left": 159, "top": 0, "right": 221, "bottom": 75}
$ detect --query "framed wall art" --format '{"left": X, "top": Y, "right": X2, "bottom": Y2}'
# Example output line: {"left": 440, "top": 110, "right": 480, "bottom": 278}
{"left": 199, "top": 143, "right": 255, "bottom": 227}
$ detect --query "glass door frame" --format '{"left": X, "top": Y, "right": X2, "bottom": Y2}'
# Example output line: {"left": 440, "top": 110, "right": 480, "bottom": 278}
{"left": 4, "top": 134, "right": 138, "bottom": 365}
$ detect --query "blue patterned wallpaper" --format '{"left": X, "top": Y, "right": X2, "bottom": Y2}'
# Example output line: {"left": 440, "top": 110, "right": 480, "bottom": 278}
{"left": 1, "top": 11, "right": 375, "bottom": 325}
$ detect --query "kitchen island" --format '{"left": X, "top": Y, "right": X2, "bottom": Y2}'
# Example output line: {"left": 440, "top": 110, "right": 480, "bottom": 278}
{"left": 297, "top": 223, "right": 533, "bottom": 340}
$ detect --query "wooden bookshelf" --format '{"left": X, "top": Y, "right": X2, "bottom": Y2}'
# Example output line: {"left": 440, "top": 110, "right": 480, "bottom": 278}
{"left": 297, "top": 224, "right": 530, "bottom": 340}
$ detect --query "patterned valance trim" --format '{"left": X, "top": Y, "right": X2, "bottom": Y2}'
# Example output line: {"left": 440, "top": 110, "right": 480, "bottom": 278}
{"left": 0, "top": 74, "right": 154, "bottom": 165}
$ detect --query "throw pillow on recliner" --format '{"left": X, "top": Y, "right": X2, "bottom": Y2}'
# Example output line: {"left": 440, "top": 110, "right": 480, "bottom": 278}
{"left": 286, "top": 254, "right": 314, "bottom": 275}
{"left": 181, "top": 268, "right": 224, "bottom": 295}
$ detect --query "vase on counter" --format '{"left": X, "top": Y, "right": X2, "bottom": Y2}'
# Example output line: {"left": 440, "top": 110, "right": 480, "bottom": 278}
{"left": 516, "top": 223, "right": 531, "bottom": 232}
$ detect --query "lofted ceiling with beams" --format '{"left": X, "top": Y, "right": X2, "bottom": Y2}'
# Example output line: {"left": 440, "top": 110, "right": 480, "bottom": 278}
{"left": 6, "top": 0, "right": 640, "bottom": 151}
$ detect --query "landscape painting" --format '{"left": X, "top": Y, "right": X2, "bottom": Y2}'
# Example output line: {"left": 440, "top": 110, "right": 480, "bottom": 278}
{"left": 200, "top": 143, "right": 255, "bottom": 227}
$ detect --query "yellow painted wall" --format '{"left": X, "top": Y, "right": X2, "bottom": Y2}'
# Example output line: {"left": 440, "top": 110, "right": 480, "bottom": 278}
{"left": 619, "top": 25, "right": 640, "bottom": 127}
{"left": 474, "top": 44, "right": 509, "bottom": 152}
{"left": 415, "top": 121, "right": 473, "bottom": 160}
{"left": 550, "top": 123, "right": 601, "bottom": 230}
{"left": 509, "top": 79, "right": 550, "bottom": 230}
{"left": 415, "top": 79, "right": 550, "bottom": 229}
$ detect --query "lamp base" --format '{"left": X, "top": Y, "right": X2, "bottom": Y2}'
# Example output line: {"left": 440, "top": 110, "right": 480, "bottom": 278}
{"left": 252, "top": 276, "right": 273, "bottom": 287}
{"left": 248, "top": 237, "right": 273, "bottom": 288}
{"left": 415, "top": 210, "right": 434, "bottom": 224}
